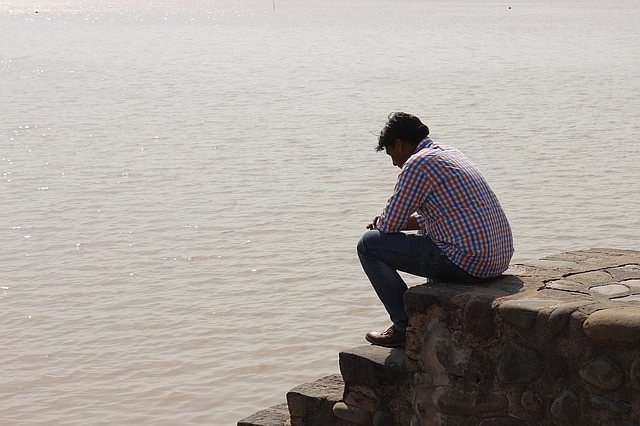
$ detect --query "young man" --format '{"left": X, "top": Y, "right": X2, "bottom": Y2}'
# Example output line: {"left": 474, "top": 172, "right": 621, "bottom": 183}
{"left": 358, "top": 112, "right": 514, "bottom": 348}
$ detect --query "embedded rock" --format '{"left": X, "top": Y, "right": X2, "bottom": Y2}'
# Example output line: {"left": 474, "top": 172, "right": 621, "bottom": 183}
{"left": 498, "top": 298, "right": 559, "bottom": 329}
{"left": 551, "top": 390, "right": 580, "bottom": 421}
{"left": 497, "top": 343, "right": 543, "bottom": 384}
{"left": 579, "top": 357, "right": 625, "bottom": 391}
{"left": 583, "top": 307, "right": 640, "bottom": 347}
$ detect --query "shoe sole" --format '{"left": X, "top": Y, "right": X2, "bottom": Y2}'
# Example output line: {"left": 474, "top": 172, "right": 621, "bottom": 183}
{"left": 364, "top": 335, "right": 405, "bottom": 348}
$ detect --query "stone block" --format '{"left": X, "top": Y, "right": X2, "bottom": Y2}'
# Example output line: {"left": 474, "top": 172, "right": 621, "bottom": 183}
{"left": 478, "top": 417, "right": 527, "bottom": 426}
{"left": 286, "top": 374, "right": 344, "bottom": 426}
{"left": 463, "top": 295, "right": 497, "bottom": 339}
{"left": 590, "top": 395, "right": 632, "bottom": 415}
{"left": 601, "top": 420, "right": 640, "bottom": 426}
{"left": 343, "top": 388, "right": 378, "bottom": 412}
{"left": 332, "top": 402, "right": 370, "bottom": 425}
{"left": 583, "top": 307, "right": 640, "bottom": 347}
{"left": 372, "top": 410, "right": 393, "bottom": 426}
{"left": 630, "top": 357, "right": 640, "bottom": 390}
{"left": 608, "top": 265, "right": 640, "bottom": 282}
{"left": 338, "top": 345, "right": 412, "bottom": 423}
{"left": 547, "top": 301, "right": 593, "bottom": 336}
{"left": 550, "top": 390, "right": 580, "bottom": 421}
{"left": 436, "top": 386, "right": 507, "bottom": 415}
{"left": 388, "top": 397, "right": 412, "bottom": 415}
{"left": 434, "top": 331, "right": 472, "bottom": 378}
{"left": 590, "top": 284, "right": 631, "bottom": 299}
{"left": 545, "top": 279, "right": 589, "bottom": 294}
{"left": 237, "top": 402, "right": 290, "bottom": 426}
{"left": 413, "top": 372, "right": 433, "bottom": 388}
{"left": 339, "top": 345, "right": 407, "bottom": 389}
{"left": 498, "top": 298, "right": 560, "bottom": 329}
{"left": 546, "top": 353, "right": 569, "bottom": 379}
{"left": 566, "top": 270, "right": 615, "bottom": 286}
{"left": 612, "top": 295, "right": 640, "bottom": 303}
{"left": 520, "top": 390, "right": 543, "bottom": 412}
{"left": 621, "top": 279, "right": 640, "bottom": 292}
{"left": 497, "top": 343, "right": 543, "bottom": 384}
{"left": 405, "top": 275, "right": 524, "bottom": 317}
{"left": 579, "top": 357, "right": 625, "bottom": 391}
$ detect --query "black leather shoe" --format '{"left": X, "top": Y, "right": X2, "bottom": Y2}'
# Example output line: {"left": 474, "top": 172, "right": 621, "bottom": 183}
{"left": 365, "top": 325, "right": 406, "bottom": 348}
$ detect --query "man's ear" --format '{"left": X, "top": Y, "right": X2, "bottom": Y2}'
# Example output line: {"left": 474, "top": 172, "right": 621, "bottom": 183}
{"left": 394, "top": 138, "right": 403, "bottom": 151}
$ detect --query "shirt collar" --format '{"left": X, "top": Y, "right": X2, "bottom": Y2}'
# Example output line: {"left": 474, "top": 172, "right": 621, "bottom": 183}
{"left": 415, "top": 137, "right": 433, "bottom": 152}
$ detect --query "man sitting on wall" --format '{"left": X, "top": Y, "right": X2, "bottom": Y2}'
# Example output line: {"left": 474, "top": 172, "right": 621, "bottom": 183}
{"left": 358, "top": 112, "right": 514, "bottom": 348}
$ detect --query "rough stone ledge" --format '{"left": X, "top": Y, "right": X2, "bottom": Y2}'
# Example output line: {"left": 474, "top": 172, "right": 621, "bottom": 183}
{"left": 239, "top": 249, "right": 640, "bottom": 425}
{"left": 237, "top": 402, "right": 290, "bottom": 426}
{"left": 237, "top": 374, "right": 345, "bottom": 426}
{"left": 286, "top": 374, "right": 347, "bottom": 426}
{"left": 336, "top": 345, "right": 413, "bottom": 426}
{"left": 405, "top": 248, "right": 640, "bottom": 426}
{"left": 339, "top": 345, "right": 408, "bottom": 389}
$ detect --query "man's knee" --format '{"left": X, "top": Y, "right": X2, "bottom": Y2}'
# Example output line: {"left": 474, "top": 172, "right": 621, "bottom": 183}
{"left": 357, "top": 229, "right": 381, "bottom": 254}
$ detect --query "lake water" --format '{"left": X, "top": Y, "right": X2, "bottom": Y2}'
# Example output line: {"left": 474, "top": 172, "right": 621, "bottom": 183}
{"left": 1, "top": 0, "right": 639, "bottom": 424}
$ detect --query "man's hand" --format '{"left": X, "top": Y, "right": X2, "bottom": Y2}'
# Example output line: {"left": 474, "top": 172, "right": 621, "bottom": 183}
{"left": 367, "top": 213, "right": 422, "bottom": 231}
{"left": 366, "top": 216, "right": 380, "bottom": 229}
{"left": 403, "top": 214, "right": 421, "bottom": 231}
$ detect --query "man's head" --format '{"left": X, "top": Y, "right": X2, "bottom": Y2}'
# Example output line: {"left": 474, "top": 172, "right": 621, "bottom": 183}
{"left": 377, "top": 112, "right": 430, "bottom": 168}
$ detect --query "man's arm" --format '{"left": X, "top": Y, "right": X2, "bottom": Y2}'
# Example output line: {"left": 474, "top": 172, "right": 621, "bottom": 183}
{"left": 374, "top": 158, "right": 432, "bottom": 233}
{"left": 366, "top": 213, "right": 423, "bottom": 231}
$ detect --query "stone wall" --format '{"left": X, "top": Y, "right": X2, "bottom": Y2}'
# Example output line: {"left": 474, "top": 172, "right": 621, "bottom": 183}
{"left": 239, "top": 249, "right": 640, "bottom": 426}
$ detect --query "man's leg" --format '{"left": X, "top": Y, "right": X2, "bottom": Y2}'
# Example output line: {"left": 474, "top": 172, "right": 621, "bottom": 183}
{"left": 357, "top": 229, "right": 448, "bottom": 332}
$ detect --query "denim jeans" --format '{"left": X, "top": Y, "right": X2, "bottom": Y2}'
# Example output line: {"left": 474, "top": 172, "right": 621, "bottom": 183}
{"left": 357, "top": 229, "right": 487, "bottom": 331}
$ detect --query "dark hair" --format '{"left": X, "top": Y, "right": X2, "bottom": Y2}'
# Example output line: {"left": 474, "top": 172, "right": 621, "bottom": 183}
{"left": 376, "top": 112, "right": 430, "bottom": 152}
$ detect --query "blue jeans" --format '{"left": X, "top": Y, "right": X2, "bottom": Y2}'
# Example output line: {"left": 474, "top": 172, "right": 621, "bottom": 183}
{"left": 357, "top": 229, "right": 487, "bottom": 331}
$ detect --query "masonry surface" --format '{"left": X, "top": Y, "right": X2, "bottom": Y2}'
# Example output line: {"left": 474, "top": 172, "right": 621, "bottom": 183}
{"left": 238, "top": 248, "right": 640, "bottom": 426}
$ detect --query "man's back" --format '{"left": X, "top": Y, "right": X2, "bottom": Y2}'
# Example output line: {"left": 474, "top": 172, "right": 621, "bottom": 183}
{"left": 406, "top": 139, "right": 514, "bottom": 277}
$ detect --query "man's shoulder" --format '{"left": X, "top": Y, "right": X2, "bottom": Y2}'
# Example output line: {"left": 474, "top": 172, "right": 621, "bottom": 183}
{"left": 411, "top": 142, "right": 457, "bottom": 163}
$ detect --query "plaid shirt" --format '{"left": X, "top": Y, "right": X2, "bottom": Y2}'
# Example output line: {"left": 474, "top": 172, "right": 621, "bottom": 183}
{"left": 376, "top": 138, "right": 514, "bottom": 278}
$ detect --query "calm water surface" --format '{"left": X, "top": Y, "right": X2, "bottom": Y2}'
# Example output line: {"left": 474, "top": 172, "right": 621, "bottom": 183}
{"left": 1, "top": 0, "right": 639, "bottom": 424}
